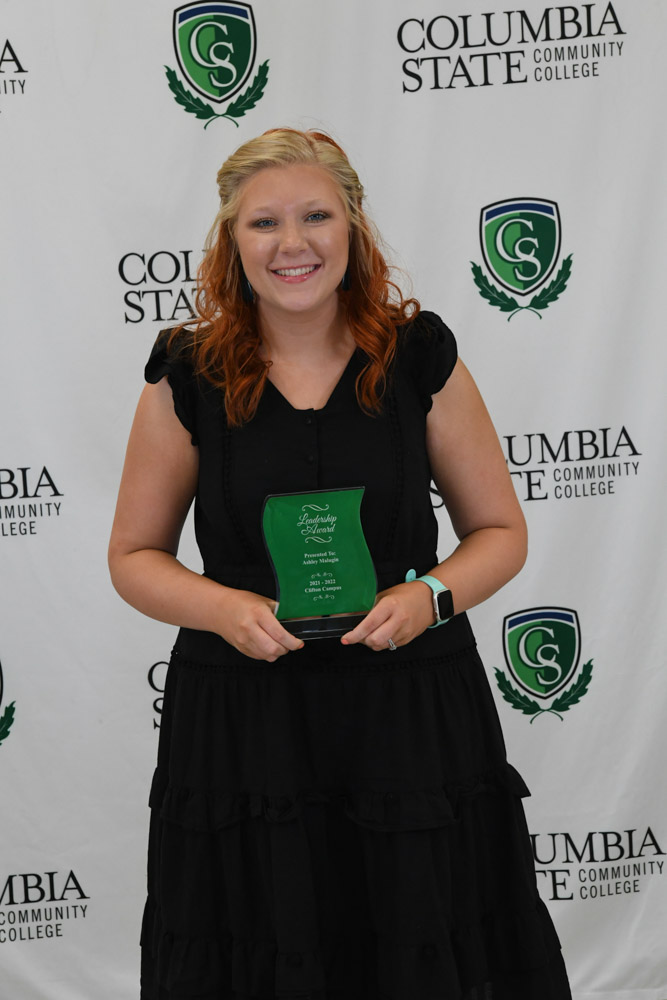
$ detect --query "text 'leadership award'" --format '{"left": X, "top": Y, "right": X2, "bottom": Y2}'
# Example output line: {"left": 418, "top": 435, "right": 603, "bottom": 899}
{"left": 262, "top": 487, "right": 377, "bottom": 640}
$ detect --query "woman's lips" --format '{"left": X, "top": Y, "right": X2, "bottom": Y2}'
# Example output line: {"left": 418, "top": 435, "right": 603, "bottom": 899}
{"left": 271, "top": 264, "right": 321, "bottom": 282}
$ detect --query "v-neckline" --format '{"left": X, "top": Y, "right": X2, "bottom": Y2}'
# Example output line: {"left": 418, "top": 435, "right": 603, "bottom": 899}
{"left": 264, "top": 348, "right": 360, "bottom": 413}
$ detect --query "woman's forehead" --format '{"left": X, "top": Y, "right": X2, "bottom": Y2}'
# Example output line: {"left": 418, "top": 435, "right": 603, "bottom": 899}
{"left": 237, "top": 163, "right": 345, "bottom": 210}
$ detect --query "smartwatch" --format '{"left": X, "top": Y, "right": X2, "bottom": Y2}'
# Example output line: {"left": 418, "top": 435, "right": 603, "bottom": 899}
{"left": 405, "top": 569, "right": 453, "bottom": 627}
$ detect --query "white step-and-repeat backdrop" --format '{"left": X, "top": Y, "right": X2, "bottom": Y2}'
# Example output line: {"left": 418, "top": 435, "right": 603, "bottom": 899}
{"left": 2, "top": 1, "right": 666, "bottom": 997}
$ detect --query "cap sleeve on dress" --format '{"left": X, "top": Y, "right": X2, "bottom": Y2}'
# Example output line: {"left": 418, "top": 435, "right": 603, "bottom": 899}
{"left": 145, "top": 330, "right": 199, "bottom": 446}
{"left": 402, "top": 310, "right": 458, "bottom": 412}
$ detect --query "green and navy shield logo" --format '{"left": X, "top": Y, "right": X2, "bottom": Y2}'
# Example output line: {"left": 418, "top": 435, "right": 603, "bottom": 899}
{"left": 166, "top": 3, "right": 269, "bottom": 128}
{"left": 504, "top": 607, "right": 579, "bottom": 698}
{"left": 471, "top": 197, "right": 572, "bottom": 319}
{"left": 494, "top": 607, "right": 593, "bottom": 722}
{"left": 481, "top": 199, "right": 560, "bottom": 296}
{"left": 173, "top": 2, "right": 256, "bottom": 104}
{"left": 0, "top": 659, "right": 16, "bottom": 749}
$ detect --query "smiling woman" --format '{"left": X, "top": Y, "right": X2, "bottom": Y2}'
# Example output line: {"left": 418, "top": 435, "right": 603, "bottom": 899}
{"left": 235, "top": 164, "right": 350, "bottom": 343}
{"left": 108, "top": 128, "right": 571, "bottom": 1000}
{"left": 168, "top": 128, "right": 416, "bottom": 424}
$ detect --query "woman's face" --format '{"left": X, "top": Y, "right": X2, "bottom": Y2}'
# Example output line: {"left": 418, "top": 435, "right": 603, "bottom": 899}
{"left": 234, "top": 163, "right": 350, "bottom": 323}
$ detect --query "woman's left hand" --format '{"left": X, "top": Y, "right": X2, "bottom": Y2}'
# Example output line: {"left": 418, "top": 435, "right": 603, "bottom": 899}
{"left": 340, "top": 581, "right": 434, "bottom": 651}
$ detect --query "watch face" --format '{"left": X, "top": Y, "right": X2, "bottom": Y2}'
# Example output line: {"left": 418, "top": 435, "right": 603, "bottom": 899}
{"left": 436, "top": 588, "right": 454, "bottom": 621}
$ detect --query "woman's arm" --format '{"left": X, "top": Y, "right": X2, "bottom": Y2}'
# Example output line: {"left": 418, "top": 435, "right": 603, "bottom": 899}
{"left": 342, "top": 358, "right": 527, "bottom": 650}
{"left": 421, "top": 357, "right": 528, "bottom": 610}
{"left": 108, "top": 377, "right": 303, "bottom": 661}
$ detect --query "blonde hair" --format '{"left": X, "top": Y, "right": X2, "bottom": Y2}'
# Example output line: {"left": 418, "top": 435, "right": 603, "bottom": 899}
{"left": 172, "top": 127, "right": 420, "bottom": 425}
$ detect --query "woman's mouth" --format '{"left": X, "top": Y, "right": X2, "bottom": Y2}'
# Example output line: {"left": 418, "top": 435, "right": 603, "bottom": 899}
{"left": 271, "top": 264, "right": 320, "bottom": 281}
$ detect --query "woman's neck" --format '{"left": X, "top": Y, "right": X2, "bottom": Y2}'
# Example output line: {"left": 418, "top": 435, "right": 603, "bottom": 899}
{"left": 257, "top": 301, "right": 356, "bottom": 410}
{"left": 258, "top": 300, "right": 354, "bottom": 364}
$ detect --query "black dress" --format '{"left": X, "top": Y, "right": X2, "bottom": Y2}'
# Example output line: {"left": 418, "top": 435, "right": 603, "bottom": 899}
{"left": 140, "top": 311, "right": 571, "bottom": 1000}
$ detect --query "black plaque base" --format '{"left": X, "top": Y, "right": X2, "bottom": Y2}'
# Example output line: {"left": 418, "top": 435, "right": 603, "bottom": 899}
{"left": 282, "top": 613, "right": 366, "bottom": 640}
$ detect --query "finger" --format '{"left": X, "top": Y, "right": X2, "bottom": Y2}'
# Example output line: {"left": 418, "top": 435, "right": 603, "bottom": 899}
{"left": 249, "top": 633, "right": 297, "bottom": 662}
{"left": 259, "top": 611, "right": 305, "bottom": 652}
{"left": 264, "top": 642, "right": 291, "bottom": 662}
{"left": 341, "top": 604, "right": 392, "bottom": 645}
{"left": 253, "top": 597, "right": 305, "bottom": 651}
{"left": 364, "top": 624, "right": 401, "bottom": 652}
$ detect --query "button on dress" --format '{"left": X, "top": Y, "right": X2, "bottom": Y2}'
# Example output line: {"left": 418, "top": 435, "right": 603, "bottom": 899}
{"left": 140, "top": 311, "right": 571, "bottom": 1000}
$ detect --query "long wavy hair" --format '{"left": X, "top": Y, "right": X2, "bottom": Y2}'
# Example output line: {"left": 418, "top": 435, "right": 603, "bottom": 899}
{"left": 170, "top": 127, "right": 420, "bottom": 426}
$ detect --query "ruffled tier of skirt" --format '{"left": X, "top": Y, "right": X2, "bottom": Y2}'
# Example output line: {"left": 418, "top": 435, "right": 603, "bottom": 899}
{"left": 140, "top": 626, "right": 571, "bottom": 999}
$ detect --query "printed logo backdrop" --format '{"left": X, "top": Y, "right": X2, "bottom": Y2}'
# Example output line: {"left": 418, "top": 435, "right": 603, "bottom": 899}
{"left": 0, "top": 38, "right": 28, "bottom": 103}
{"left": 472, "top": 197, "right": 573, "bottom": 320}
{"left": 0, "top": 870, "right": 90, "bottom": 944}
{"left": 0, "top": 660, "right": 16, "bottom": 749}
{"left": 1, "top": 1, "right": 666, "bottom": 999}
{"left": 504, "top": 426, "right": 642, "bottom": 502}
{"left": 396, "top": 5, "right": 627, "bottom": 92}
{"left": 166, "top": 1, "right": 270, "bottom": 127}
{"left": 0, "top": 466, "right": 64, "bottom": 536}
{"left": 118, "top": 250, "right": 199, "bottom": 325}
{"left": 495, "top": 607, "right": 595, "bottom": 722}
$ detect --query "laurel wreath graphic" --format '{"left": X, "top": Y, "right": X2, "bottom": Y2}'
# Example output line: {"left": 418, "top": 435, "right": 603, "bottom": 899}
{"left": 165, "top": 61, "right": 269, "bottom": 128}
{"left": 494, "top": 659, "right": 593, "bottom": 722}
{"left": 0, "top": 702, "right": 15, "bottom": 747}
{"left": 471, "top": 254, "right": 573, "bottom": 320}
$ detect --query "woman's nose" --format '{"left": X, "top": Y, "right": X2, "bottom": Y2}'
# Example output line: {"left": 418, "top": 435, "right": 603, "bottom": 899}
{"left": 279, "top": 220, "right": 307, "bottom": 253}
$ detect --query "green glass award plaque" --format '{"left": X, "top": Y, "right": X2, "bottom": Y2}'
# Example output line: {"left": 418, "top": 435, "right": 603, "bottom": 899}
{"left": 262, "top": 487, "right": 377, "bottom": 640}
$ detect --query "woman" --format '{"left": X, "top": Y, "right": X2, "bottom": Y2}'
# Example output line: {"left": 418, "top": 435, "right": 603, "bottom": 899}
{"left": 109, "top": 128, "right": 571, "bottom": 999}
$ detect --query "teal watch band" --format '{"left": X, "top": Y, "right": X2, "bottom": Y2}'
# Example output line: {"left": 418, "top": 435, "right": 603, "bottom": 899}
{"left": 405, "top": 568, "right": 452, "bottom": 627}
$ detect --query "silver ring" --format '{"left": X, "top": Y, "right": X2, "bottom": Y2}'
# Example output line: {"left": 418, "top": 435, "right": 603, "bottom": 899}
{"left": 387, "top": 637, "right": 397, "bottom": 651}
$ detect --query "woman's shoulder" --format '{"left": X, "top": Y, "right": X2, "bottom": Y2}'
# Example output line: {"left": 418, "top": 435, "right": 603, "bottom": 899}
{"left": 144, "top": 325, "right": 197, "bottom": 385}
{"left": 395, "top": 309, "right": 458, "bottom": 407}
{"left": 398, "top": 309, "right": 456, "bottom": 347}
{"left": 144, "top": 325, "right": 201, "bottom": 444}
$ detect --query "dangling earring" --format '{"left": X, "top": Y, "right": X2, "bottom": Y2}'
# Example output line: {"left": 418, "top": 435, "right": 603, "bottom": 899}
{"left": 242, "top": 276, "right": 255, "bottom": 304}
{"left": 240, "top": 267, "right": 255, "bottom": 304}
{"left": 340, "top": 269, "right": 350, "bottom": 291}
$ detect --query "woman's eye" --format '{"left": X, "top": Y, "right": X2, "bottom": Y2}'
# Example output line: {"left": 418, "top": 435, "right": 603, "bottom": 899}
{"left": 253, "top": 218, "right": 276, "bottom": 229}
{"left": 306, "top": 211, "right": 328, "bottom": 222}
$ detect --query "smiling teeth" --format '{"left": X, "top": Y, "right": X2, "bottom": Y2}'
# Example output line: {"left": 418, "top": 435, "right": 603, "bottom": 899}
{"left": 274, "top": 265, "right": 317, "bottom": 276}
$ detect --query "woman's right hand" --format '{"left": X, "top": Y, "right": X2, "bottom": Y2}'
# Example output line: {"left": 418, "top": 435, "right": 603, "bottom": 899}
{"left": 215, "top": 588, "right": 304, "bottom": 661}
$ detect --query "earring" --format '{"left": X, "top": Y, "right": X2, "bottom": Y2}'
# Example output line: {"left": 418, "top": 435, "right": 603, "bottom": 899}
{"left": 241, "top": 273, "right": 255, "bottom": 304}
{"left": 340, "top": 269, "right": 350, "bottom": 291}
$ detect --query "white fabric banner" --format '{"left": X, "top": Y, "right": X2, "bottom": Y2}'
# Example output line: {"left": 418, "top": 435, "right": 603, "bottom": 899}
{"left": 1, "top": 1, "right": 665, "bottom": 997}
